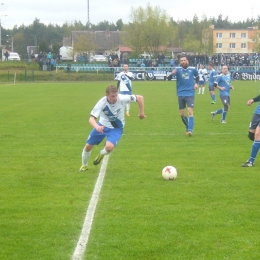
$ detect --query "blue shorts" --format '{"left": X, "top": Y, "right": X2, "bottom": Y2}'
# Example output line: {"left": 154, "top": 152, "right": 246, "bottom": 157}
{"left": 199, "top": 80, "right": 206, "bottom": 85}
{"left": 87, "top": 124, "right": 123, "bottom": 146}
{"left": 120, "top": 91, "right": 132, "bottom": 95}
{"left": 178, "top": 96, "right": 194, "bottom": 110}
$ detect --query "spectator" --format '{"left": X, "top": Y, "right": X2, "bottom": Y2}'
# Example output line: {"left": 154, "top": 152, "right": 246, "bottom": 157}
{"left": 4, "top": 51, "right": 9, "bottom": 61}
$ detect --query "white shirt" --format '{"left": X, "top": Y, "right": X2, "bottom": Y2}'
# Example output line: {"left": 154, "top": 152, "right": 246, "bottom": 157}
{"left": 198, "top": 68, "right": 208, "bottom": 81}
{"left": 115, "top": 71, "right": 134, "bottom": 92}
{"left": 91, "top": 94, "right": 137, "bottom": 128}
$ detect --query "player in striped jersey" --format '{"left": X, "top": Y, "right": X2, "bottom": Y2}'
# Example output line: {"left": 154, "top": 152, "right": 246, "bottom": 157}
{"left": 79, "top": 85, "right": 146, "bottom": 171}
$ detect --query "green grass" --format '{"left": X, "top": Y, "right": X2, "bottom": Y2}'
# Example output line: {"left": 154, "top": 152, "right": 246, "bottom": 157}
{"left": 1, "top": 81, "right": 260, "bottom": 260}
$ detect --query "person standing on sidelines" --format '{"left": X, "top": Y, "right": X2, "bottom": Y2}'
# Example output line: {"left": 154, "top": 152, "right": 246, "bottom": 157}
{"left": 167, "top": 55, "right": 199, "bottom": 136}
{"left": 115, "top": 64, "right": 135, "bottom": 116}
{"left": 197, "top": 64, "right": 208, "bottom": 94}
{"left": 242, "top": 94, "right": 260, "bottom": 167}
{"left": 208, "top": 63, "right": 217, "bottom": 104}
{"left": 211, "top": 65, "right": 234, "bottom": 123}
{"left": 79, "top": 85, "right": 146, "bottom": 171}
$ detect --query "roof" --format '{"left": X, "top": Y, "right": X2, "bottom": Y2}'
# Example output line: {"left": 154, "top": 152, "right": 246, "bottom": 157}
{"left": 118, "top": 46, "right": 133, "bottom": 52}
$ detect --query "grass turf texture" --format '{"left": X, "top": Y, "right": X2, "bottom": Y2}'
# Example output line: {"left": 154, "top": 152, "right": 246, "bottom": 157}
{"left": 0, "top": 81, "right": 260, "bottom": 260}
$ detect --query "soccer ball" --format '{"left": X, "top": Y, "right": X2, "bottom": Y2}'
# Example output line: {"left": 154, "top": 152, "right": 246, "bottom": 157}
{"left": 162, "top": 166, "right": 177, "bottom": 180}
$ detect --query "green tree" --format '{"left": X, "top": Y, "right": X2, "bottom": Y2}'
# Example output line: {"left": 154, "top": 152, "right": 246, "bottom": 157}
{"left": 123, "top": 4, "right": 176, "bottom": 56}
{"left": 182, "top": 28, "right": 201, "bottom": 53}
{"left": 73, "top": 34, "right": 97, "bottom": 61}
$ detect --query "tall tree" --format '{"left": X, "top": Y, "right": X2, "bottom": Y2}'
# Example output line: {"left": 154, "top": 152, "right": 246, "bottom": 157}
{"left": 123, "top": 4, "right": 176, "bottom": 56}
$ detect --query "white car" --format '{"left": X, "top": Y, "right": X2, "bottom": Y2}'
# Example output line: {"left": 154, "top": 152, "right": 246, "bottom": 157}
{"left": 2, "top": 52, "right": 21, "bottom": 61}
{"left": 91, "top": 55, "right": 107, "bottom": 62}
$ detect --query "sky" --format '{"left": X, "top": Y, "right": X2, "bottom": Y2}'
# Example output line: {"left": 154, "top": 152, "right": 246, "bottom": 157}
{"left": 1, "top": 0, "right": 260, "bottom": 29}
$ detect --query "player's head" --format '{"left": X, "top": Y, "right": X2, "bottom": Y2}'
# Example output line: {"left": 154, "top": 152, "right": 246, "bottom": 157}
{"left": 179, "top": 55, "right": 189, "bottom": 69}
{"left": 208, "top": 62, "right": 214, "bottom": 69}
{"left": 106, "top": 85, "right": 118, "bottom": 104}
{"left": 221, "top": 65, "right": 228, "bottom": 75}
{"left": 123, "top": 64, "right": 128, "bottom": 72}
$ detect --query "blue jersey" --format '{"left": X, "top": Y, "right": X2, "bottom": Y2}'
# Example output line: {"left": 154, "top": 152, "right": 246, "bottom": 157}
{"left": 254, "top": 98, "right": 260, "bottom": 115}
{"left": 214, "top": 73, "right": 232, "bottom": 97}
{"left": 175, "top": 66, "right": 198, "bottom": 96}
{"left": 208, "top": 69, "right": 217, "bottom": 86}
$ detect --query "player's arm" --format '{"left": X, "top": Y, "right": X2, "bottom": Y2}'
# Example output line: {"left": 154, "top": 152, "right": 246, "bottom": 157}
{"left": 135, "top": 95, "right": 146, "bottom": 119}
{"left": 247, "top": 95, "right": 260, "bottom": 106}
{"left": 89, "top": 115, "right": 104, "bottom": 133}
{"left": 214, "top": 79, "right": 225, "bottom": 90}
{"left": 117, "top": 80, "right": 120, "bottom": 90}
{"left": 167, "top": 69, "right": 177, "bottom": 80}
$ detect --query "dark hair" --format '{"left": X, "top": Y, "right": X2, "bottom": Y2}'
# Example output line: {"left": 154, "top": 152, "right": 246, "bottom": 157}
{"left": 208, "top": 62, "right": 214, "bottom": 67}
{"left": 106, "top": 85, "right": 118, "bottom": 94}
{"left": 179, "top": 55, "right": 189, "bottom": 61}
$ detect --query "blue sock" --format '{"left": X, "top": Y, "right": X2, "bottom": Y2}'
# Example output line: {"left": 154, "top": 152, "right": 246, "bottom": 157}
{"left": 249, "top": 140, "right": 260, "bottom": 163}
{"left": 222, "top": 111, "right": 227, "bottom": 121}
{"left": 212, "top": 94, "right": 216, "bottom": 102}
{"left": 188, "top": 116, "right": 194, "bottom": 132}
{"left": 215, "top": 108, "right": 223, "bottom": 115}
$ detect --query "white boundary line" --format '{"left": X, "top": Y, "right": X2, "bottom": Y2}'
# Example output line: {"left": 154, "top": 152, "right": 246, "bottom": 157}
{"left": 71, "top": 154, "right": 110, "bottom": 260}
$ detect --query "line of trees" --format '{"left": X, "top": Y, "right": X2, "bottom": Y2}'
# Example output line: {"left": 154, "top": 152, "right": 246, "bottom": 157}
{"left": 2, "top": 4, "right": 260, "bottom": 59}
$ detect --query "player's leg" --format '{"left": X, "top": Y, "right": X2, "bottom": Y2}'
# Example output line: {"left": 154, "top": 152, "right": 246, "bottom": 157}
{"left": 198, "top": 84, "right": 201, "bottom": 94}
{"left": 220, "top": 97, "right": 230, "bottom": 123}
{"left": 201, "top": 82, "right": 205, "bottom": 94}
{"left": 93, "top": 128, "right": 123, "bottom": 165}
{"left": 248, "top": 114, "right": 259, "bottom": 141}
{"left": 186, "top": 96, "right": 194, "bottom": 136}
{"left": 126, "top": 103, "right": 130, "bottom": 116}
{"left": 242, "top": 124, "right": 260, "bottom": 167}
{"left": 178, "top": 97, "right": 188, "bottom": 132}
{"left": 79, "top": 128, "right": 105, "bottom": 171}
{"left": 209, "top": 85, "right": 216, "bottom": 104}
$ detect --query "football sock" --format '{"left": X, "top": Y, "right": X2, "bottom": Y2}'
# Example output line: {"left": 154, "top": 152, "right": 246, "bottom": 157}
{"left": 202, "top": 87, "right": 205, "bottom": 94}
{"left": 211, "top": 94, "right": 216, "bottom": 102}
{"left": 188, "top": 116, "right": 194, "bottom": 132}
{"left": 198, "top": 88, "right": 201, "bottom": 94}
{"left": 221, "top": 111, "right": 227, "bottom": 121}
{"left": 249, "top": 140, "right": 260, "bottom": 163}
{"left": 126, "top": 103, "right": 130, "bottom": 114}
{"left": 100, "top": 148, "right": 109, "bottom": 155}
{"left": 181, "top": 116, "right": 188, "bottom": 129}
{"left": 82, "top": 149, "right": 91, "bottom": 166}
{"left": 215, "top": 108, "right": 223, "bottom": 114}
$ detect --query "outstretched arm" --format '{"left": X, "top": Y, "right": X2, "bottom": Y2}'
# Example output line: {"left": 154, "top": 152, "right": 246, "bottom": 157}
{"left": 247, "top": 95, "right": 260, "bottom": 106}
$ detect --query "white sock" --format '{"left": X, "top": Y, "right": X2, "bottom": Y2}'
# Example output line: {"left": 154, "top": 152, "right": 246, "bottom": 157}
{"left": 202, "top": 87, "right": 205, "bottom": 94}
{"left": 82, "top": 149, "right": 91, "bottom": 166}
{"left": 198, "top": 88, "right": 201, "bottom": 94}
{"left": 126, "top": 103, "right": 130, "bottom": 114}
{"left": 100, "top": 148, "right": 110, "bottom": 155}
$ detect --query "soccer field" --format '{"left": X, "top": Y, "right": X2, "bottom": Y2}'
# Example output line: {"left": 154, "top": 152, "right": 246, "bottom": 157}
{"left": 1, "top": 81, "right": 260, "bottom": 260}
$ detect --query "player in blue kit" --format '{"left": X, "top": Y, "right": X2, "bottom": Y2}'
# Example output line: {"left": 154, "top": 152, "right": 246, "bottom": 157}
{"left": 167, "top": 55, "right": 199, "bottom": 136}
{"left": 208, "top": 63, "right": 217, "bottom": 104}
{"left": 211, "top": 66, "right": 234, "bottom": 123}
{"left": 242, "top": 94, "right": 260, "bottom": 167}
{"left": 79, "top": 85, "right": 146, "bottom": 171}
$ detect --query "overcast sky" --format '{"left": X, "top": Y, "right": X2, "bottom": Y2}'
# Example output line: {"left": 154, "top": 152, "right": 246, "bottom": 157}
{"left": 1, "top": 0, "right": 260, "bottom": 29}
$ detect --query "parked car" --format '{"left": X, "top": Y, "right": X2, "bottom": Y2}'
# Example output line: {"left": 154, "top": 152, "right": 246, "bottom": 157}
{"left": 2, "top": 52, "right": 21, "bottom": 61}
{"left": 91, "top": 55, "right": 107, "bottom": 62}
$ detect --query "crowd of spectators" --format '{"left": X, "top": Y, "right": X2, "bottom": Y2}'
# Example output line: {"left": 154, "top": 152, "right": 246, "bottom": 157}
{"left": 36, "top": 51, "right": 61, "bottom": 71}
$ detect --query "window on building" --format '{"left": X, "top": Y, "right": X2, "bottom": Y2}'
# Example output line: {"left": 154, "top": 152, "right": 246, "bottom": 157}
{"left": 241, "top": 43, "right": 246, "bottom": 48}
{"left": 216, "top": 33, "right": 222, "bottom": 38}
{"left": 230, "top": 33, "right": 236, "bottom": 38}
{"left": 230, "top": 43, "right": 236, "bottom": 48}
{"left": 241, "top": 33, "right": 246, "bottom": 38}
{"left": 216, "top": 43, "right": 222, "bottom": 48}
